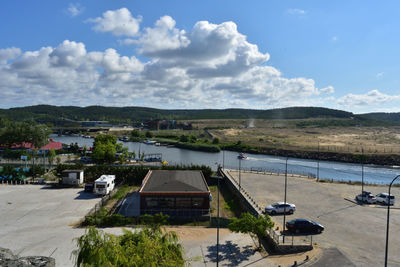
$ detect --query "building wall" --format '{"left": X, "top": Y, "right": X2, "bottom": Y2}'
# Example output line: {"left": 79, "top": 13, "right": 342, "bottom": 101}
{"left": 140, "top": 194, "right": 210, "bottom": 217}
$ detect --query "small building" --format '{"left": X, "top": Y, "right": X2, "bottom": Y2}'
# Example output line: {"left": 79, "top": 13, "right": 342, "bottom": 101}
{"left": 61, "top": 170, "right": 84, "bottom": 185}
{"left": 94, "top": 175, "right": 116, "bottom": 195}
{"left": 139, "top": 170, "right": 211, "bottom": 219}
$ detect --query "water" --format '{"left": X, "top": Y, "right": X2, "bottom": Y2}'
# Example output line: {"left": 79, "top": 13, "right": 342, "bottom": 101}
{"left": 53, "top": 135, "right": 400, "bottom": 185}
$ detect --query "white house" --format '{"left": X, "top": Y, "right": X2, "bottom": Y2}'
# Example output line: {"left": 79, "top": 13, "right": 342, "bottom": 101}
{"left": 94, "top": 175, "right": 116, "bottom": 195}
{"left": 61, "top": 170, "right": 84, "bottom": 185}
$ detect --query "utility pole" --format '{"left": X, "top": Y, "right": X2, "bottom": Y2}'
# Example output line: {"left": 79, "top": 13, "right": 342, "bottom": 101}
{"left": 361, "top": 148, "right": 364, "bottom": 197}
{"left": 216, "top": 164, "right": 221, "bottom": 267}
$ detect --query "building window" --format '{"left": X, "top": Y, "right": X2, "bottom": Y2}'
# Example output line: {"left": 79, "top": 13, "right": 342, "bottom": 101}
{"left": 158, "top": 197, "right": 175, "bottom": 208}
{"left": 145, "top": 197, "right": 158, "bottom": 208}
{"left": 176, "top": 198, "right": 191, "bottom": 208}
{"left": 192, "top": 198, "right": 204, "bottom": 208}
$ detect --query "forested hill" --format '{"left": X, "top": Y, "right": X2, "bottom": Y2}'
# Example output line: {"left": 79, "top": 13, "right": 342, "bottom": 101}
{"left": 0, "top": 105, "right": 397, "bottom": 126}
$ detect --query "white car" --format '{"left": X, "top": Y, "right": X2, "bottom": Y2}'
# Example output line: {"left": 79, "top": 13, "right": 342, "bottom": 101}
{"left": 265, "top": 202, "right": 296, "bottom": 215}
{"left": 375, "top": 193, "right": 395, "bottom": 205}
{"left": 356, "top": 191, "right": 377, "bottom": 204}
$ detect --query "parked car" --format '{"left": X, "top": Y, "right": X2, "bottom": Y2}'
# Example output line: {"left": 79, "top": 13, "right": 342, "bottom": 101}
{"left": 375, "top": 193, "right": 395, "bottom": 205}
{"left": 286, "top": 218, "right": 324, "bottom": 234}
{"left": 356, "top": 191, "right": 377, "bottom": 204}
{"left": 265, "top": 202, "right": 296, "bottom": 215}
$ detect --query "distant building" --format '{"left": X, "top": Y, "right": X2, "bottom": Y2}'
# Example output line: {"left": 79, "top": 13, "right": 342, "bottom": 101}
{"left": 139, "top": 170, "right": 211, "bottom": 219}
{"left": 61, "top": 170, "right": 84, "bottom": 185}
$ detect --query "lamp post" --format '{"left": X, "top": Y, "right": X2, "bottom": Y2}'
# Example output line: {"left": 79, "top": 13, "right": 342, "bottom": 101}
{"left": 384, "top": 174, "right": 400, "bottom": 267}
{"left": 361, "top": 148, "right": 364, "bottom": 198}
{"left": 239, "top": 157, "right": 242, "bottom": 190}
{"left": 317, "top": 142, "right": 320, "bottom": 181}
{"left": 216, "top": 163, "right": 221, "bottom": 267}
{"left": 283, "top": 157, "right": 288, "bottom": 243}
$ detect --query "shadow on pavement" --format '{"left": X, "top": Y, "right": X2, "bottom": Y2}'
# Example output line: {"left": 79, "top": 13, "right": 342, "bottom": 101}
{"left": 206, "top": 241, "right": 256, "bottom": 267}
{"left": 75, "top": 190, "right": 100, "bottom": 200}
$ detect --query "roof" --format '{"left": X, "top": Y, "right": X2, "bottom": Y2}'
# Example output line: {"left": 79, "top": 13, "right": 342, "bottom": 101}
{"left": 140, "top": 170, "right": 209, "bottom": 193}
{"left": 40, "top": 141, "right": 62, "bottom": 150}
{"left": 95, "top": 175, "right": 115, "bottom": 182}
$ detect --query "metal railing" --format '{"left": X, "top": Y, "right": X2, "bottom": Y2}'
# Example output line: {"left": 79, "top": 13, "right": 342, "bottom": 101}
{"left": 141, "top": 208, "right": 210, "bottom": 217}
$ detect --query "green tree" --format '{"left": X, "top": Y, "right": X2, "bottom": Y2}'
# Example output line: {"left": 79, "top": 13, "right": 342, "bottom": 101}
{"left": 48, "top": 149, "right": 56, "bottom": 166}
{"left": 228, "top": 212, "right": 274, "bottom": 249}
{"left": 145, "top": 131, "right": 153, "bottom": 138}
{"left": 91, "top": 135, "right": 119, "bottom": 163}
{"left": 179, "top": 135, "right": 188, "bottom": 142}
{"left": 131, "top": 130, "right": 140, "bottom": 137}
{"left": 73, "top": 226, "right": 185, "bottom": 267}
{"left": 212, "top": 137, "right": 220, "bottom": 144}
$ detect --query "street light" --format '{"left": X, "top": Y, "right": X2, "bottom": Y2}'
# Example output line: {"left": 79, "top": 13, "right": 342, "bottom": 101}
{"left": 215, "top": 163, "right": 221, "bottom": 267}
{"left": 384, "top": 174, "right": 400, "bottom": 267}
{"left": 283, "top": 157, "right": 288, "bottom": 243}
{"left": 239, "top": 157, "right": 242, "bottom": 190}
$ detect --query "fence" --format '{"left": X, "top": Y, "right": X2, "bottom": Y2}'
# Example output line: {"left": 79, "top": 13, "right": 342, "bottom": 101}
{"left": 247, "top": 167, "right": 316, "bottom": 179}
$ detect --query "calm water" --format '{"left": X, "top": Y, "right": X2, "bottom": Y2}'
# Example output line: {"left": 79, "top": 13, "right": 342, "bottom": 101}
{"left": 53, "top": 135, "right": 400, "bottom": 185}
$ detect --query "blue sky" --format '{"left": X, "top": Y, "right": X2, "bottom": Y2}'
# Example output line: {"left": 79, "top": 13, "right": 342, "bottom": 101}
{"left": 1, "top": 0, "right": 400, "bottom": 113}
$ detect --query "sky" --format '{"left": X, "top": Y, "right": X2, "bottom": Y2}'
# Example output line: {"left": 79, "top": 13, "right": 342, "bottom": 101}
{"left": 1, "top": 0, "right": 400, "bottom": 113}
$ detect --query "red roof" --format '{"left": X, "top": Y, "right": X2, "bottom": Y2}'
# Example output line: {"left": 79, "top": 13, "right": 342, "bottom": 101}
{"left": 10, "top": 142, "right": 35, "bottom": 149}
{"left": 40, "top": 141, "right": 63, "bottom": 150}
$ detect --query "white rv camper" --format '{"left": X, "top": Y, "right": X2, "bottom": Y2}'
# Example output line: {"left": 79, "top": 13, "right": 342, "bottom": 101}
{"left": 94, "top": 175, "right": 115, "bottom": 195}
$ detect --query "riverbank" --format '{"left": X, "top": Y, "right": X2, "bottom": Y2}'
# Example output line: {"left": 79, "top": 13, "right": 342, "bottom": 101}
{"left": 153, "top": 137, "right": 400, "bottom": 167}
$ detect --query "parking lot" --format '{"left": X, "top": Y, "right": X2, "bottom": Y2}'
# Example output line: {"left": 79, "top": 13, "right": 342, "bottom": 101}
{"left": 228, "top": 170, "right": 400, "bottom": 266}
{"left": 0, "top": 184, "right": 100, "bottom": 266}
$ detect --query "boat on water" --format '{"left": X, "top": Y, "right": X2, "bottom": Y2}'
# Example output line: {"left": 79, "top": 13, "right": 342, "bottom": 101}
{"left": 144, "top": 140, "right": 156, "bottom": 145}
{"left": 237, "top": 153, "right": 247, "bottom": 159}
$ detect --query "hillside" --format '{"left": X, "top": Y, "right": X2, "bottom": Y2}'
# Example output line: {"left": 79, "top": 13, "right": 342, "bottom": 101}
{"left": 0, "top": 105, "right": 398, "bottom": 127}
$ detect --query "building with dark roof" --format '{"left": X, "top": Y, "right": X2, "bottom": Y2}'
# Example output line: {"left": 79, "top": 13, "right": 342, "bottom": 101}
{"left": 139, "top": 170, "right": 211, "bottom": 219}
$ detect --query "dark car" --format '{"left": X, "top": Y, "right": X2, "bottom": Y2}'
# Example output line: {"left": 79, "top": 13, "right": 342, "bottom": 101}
{"left": 286, "top": 218, "right": 324, "bottom": 234}
{"left": 84, "top": 183, "right": 94, "bottom": 193}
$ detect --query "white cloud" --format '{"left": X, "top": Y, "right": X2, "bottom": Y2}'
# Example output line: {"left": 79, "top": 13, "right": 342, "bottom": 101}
{"left": 287, "top": 9, "right": 306, "bottom": 15}
{"left": 66, "top": 3, "right": 84, "bottom": 17}
{"left": 0, "top": 12, "right": 335, "bottom": 109}
{"left": 337, "top": 90, "right": 400, "bottom": 107}
{"left": 331, "top": 36, "right": 338, "bottom": 41}
{"left": 87, "top": 8, "right": 142, "bottom": 36}
{"left": 0, "top": 47, "right": 21, "bottom": 64}
{"left": 376, "top": 72, "right": 384, "bottom": 78}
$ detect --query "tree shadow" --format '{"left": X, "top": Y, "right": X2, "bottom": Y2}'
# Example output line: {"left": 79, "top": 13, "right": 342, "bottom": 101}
{"left": 206, "top": 241, "right": 256, "bottom": 267}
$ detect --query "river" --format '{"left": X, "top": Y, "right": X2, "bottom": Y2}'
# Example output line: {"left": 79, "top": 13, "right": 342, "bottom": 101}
{"left": 52, "top": 135, "right": 400, "bottom": 185}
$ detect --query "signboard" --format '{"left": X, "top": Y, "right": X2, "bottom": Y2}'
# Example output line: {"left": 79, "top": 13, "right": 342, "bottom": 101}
{"left": 20, "top": 155, "right": 28, "bottom": 160}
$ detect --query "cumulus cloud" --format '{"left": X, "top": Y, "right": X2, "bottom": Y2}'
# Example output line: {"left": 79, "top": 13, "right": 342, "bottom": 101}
{"left": 0, "top": 47, "right": 21, "bottom": 64}
{"left": 0, "top": 11, "right": 334, "bottom": 108}
{"left": 66, "top": 3, "right": 84, "bottom": 17}
{"left": 376, "top": 72, "right": 384, "bottom": 78}
{"left": 337, "top": 90, "right": 400, "bottom": 107}
{"left": 87, "top": 8, "right": 142, "bottom": 36}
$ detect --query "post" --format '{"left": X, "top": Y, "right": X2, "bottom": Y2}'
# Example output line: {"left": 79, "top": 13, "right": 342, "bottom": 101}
{"left": 283, "top": 157, "right": 288, "bottom": 243}
{"left": 222, "top": 150, "right": 225, "bottom": 170}
{"left": 239, "top": 158, "right": 242, "bottom": 190}
{"left": 317, "top": 142, "right": 320, "bottom": 181}
{"left": 384, "top": 174, "right": 400, "bottom": 267}
{"left": 216, "top": 165, "right": 220, "bottom": 267}
{"left": 361, "top": 148, "right": 364, "bottom": 197}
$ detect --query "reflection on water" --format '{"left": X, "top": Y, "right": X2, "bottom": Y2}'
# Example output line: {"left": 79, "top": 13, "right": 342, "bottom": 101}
{"left": 52, "top": 135, "right": 400, "bottom": 185}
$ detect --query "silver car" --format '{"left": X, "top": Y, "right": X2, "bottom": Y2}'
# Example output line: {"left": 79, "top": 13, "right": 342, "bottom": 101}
{"left": 265, "top": 202, "right": 296, "bottom": 215}
{"left": 375, "top": 193, "right": 395, "bottom": 205}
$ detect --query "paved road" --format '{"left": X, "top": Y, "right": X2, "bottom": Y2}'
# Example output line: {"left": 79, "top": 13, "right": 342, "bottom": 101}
{"left": 228, "top": 170, "right": 400, "bottom": 267}
{"left": 0, "top": 184, "right": 101, "bottom": 266}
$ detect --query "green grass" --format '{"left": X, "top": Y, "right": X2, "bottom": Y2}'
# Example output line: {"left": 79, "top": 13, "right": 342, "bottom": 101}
{"left": 111, "top": 185, "right": 137, "bottom": 200}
